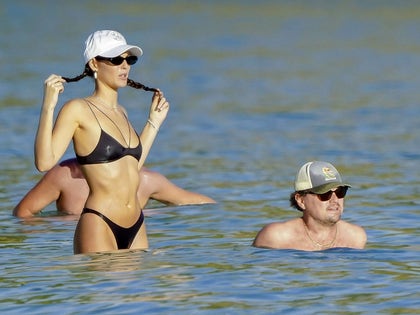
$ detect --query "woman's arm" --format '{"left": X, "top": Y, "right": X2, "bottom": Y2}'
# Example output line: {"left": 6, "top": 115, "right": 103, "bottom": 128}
{"left": 138, "top": 91, "right": 169, "bottom": 168}
{"left": 34, "top": 75, "right": 80, "bottom": 171}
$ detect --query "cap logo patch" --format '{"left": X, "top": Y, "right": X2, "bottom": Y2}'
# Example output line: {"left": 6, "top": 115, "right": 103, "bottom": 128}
{"left": 322, "top": 167, "right": 337, "bottom": 181}
{"left": 110, "top": 31, "right": 123, "bottom": 41}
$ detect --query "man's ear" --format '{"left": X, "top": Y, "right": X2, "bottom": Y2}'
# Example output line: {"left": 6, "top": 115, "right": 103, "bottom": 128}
{"left": 295, "top": 193, "right": 306, "bottom": 210}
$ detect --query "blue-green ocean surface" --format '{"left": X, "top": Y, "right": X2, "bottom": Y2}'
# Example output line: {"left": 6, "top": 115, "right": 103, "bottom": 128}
{"left": 0, "top": 1, "right": 418, "bottom": 314}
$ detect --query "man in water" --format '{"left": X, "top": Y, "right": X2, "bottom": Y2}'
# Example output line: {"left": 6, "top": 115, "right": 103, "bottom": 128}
{"left": 14, "top": 158, "right": 216, "bottom": 218}
{"left": 253, "top": 161, "right": 366, "bottom": 251}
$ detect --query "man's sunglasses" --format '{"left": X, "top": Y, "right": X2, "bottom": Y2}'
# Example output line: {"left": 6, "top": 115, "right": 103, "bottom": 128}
{"left": 310, "top": 186, "right": 348, "bottom": 202}
{"left": 96, "top": 55, "right": 138, "bottom": 66}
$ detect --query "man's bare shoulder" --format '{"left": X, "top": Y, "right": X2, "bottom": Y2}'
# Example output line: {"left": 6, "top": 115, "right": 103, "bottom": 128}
{"left": 253, "top": 218, "right": 302, "bottom": 249}
{"left": 339, "top": 220, "right": 366, "bottom": 236}
{"left": 44, "top": 159, "right": 82, "bottom": 185}
{"left": 59, "top": 158, "right": 83, "bottom": 177}
{"left": 139, "top": 167, "right": 164, "bottom": 183}
{"left": 338, "top": 220, "right": 367, "bottom": 248}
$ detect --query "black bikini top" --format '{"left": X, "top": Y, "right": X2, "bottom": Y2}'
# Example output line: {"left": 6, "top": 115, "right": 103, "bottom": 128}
{"left": 76, "top": 100, "right": 142, "bottom": 165}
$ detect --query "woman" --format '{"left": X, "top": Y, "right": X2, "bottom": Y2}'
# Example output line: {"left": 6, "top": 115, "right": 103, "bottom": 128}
{"left": 35, "top": 30, "right": 169, "bottom": 254}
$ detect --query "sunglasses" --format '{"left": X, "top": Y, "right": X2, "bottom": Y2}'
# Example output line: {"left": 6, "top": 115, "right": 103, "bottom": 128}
{"left": 96, "top": 55, "right": 138, "bottom": 66}
{"left": 310, "top": 186, "right": 348, "bottom": 202}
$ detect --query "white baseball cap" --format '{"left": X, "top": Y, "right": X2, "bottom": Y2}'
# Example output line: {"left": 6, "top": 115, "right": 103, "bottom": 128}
{"left": 294, "top": 161, "right": 351, "bottom": 194}
{"left": 83, "top": 30, "right": 143, "bottom": 64}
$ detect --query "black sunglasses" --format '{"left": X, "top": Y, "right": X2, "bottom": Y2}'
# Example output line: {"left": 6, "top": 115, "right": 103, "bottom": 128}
{"left": 96, "top": 55, "right": 138, "bottom": 66}
{"left": 310, "top": 186, "right": 348, "bottom": 202}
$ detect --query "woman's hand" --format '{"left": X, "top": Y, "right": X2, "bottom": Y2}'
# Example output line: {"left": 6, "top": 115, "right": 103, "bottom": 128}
{"left": 147, "top": 90, "right": 169, "bottom": 130}
{"left": 42, "top": 74, "right": 66, "bottom": 110}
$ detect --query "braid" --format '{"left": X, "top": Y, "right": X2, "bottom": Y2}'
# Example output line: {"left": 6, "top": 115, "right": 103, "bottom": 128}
{"left": 62, "top": 66, "right": 158, "bottom": 93}
{"left": 62, "top": 65, "right": 92, "bottom": 83}
{"left": 127, "top": 78, "right": 158, "bottom": 93}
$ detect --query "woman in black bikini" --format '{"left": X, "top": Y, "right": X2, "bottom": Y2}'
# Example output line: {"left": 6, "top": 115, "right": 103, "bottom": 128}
{"left": 35, "top": 30, "right": 169, "bottom": 254}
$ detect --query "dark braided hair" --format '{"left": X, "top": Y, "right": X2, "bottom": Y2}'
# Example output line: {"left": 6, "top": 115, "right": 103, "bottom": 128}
{"left": 127, "top": 79, "right": 158, "bottom": 92}
{"left": 62, "top": 65, "right": 92, "bottom": 82}
{"left": 62, "top": 64, "right": 158, "bottom": 93}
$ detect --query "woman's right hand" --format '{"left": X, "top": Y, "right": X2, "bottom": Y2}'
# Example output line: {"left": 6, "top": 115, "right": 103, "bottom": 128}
{"left": 42, "top": 74, "right": 66, "bottom": 110}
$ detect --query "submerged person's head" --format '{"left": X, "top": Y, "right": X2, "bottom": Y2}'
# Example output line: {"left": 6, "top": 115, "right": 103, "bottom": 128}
{"left": 290, "top": 161, "right": 350, "bottom": 211}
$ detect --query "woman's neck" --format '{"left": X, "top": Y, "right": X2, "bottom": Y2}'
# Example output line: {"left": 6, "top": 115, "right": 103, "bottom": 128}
{"left": 91, "top": 92, "right": 119, "bottom": 110}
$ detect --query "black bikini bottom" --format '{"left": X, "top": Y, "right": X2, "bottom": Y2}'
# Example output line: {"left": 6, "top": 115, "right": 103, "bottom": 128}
{"left": 81, "top": 208, "right": 144, "bottom": 249}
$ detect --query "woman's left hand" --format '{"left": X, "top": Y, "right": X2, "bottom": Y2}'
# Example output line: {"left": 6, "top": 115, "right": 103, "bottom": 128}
{"left": 148, "top": 90, "right": 169, "bottom": 129}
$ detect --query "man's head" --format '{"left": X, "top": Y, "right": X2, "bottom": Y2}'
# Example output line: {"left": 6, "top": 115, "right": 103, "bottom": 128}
{"left": 290, "top": 161, "right": 350, "bottom": 211}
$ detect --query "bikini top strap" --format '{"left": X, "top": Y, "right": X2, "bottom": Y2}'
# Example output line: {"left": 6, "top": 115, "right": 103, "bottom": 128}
{"left": 82, "top": 99, "right": 132, "bottom": 146}
{"left": 83, "top": 98, "right": 102, "bottom": 129}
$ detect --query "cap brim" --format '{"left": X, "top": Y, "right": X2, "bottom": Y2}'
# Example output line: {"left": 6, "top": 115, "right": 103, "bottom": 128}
{"left": 310, "top": 183, "right": 351, "bottom": 194}
{"left": 100, "top": 44, "right": 143, "bottom": 58}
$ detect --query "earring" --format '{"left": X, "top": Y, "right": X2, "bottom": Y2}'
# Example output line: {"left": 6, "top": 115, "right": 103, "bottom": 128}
{"left": 94, "top": 71, "right": 97, "bottom": 79}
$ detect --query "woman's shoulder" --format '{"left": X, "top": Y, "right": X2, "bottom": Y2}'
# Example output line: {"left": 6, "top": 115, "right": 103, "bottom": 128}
{"left": 62, "top": 98, "right": 88, "bottom": 109}
{"left": 58, "top": 98, "right": 90, "bottom": 117}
